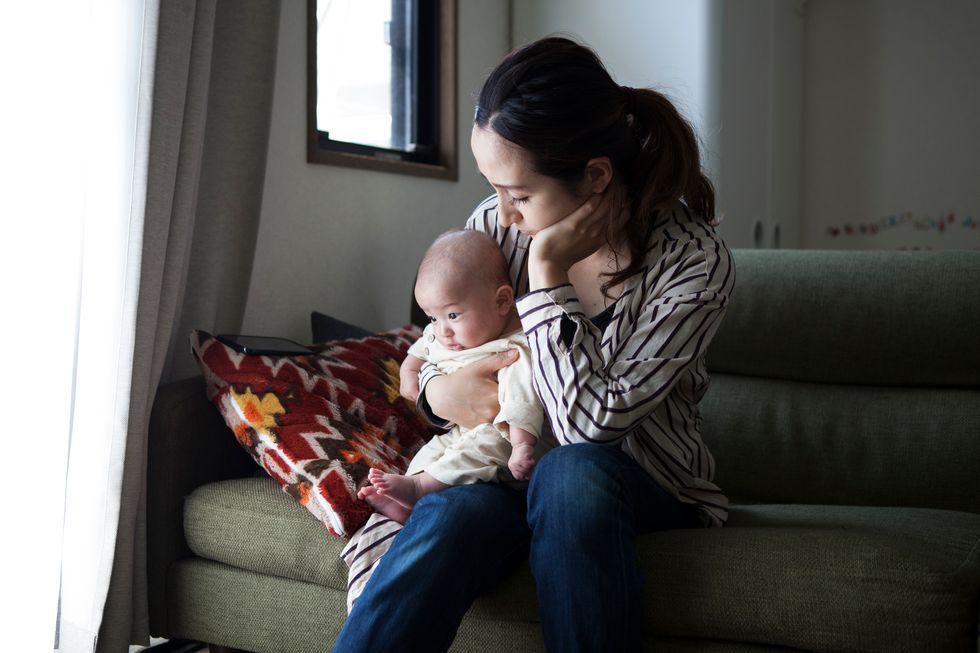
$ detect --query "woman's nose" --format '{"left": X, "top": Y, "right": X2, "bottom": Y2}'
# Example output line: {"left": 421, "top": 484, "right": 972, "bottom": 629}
{"left": 498, "top": 202, "right": 521, "bottom": 228}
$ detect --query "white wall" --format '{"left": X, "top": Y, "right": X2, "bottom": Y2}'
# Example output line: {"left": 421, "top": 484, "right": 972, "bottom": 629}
{"left": 510, "top": 0, "right": 806, "bottom": 250}
{"left": 717, "top": 0, "right": 805, "bottom": 249}
{"left": 801, "top": 0, "right": 980, "bottom": 250}
{"left": 512, "top": 0, "right": 720, "bottom": 167}
{"left": 241, "top": 1, "right": 512, "bottom": 342}
{"left": 242, "top": 1, "right": 980, "bottom": 344}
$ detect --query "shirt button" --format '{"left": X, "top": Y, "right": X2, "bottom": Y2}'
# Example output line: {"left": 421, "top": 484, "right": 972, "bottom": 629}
{"left": 427, "top": 333, "right": 435, "bottom": 342}
{"left": 424, "top": 347, "right": 430, "bottom": 356}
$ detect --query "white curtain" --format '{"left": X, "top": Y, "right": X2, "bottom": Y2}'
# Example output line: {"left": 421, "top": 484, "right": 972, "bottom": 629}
{"left": 0, "top": 2, "right": 87, "bottom": 650}
{"left": 58, "top": 0, "right": 160, "bottom": 651}
{"left": 0, "top": 1, "right": 279, "bottom": 649}
{"left": 0, "top": 1, "right": 158, "bottom": 651}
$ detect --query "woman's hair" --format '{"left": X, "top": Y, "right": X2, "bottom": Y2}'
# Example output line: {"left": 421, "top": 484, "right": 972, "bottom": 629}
{"left": 475, "top": 36, "right": 715, "bottom": 295}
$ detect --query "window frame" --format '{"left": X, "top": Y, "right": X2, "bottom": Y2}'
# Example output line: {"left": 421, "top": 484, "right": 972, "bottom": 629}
{"left": 306, "top": 0, "right": 457, "bottom": 180}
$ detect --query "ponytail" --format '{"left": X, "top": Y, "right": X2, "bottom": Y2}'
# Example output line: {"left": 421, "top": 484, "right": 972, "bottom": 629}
{"left": 606, "top": 87, "right": 715, "bottom": 294}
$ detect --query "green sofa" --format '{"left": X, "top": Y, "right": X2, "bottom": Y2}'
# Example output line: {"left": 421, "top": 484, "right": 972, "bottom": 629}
{"left": 147, "top": 249, "right": 980, "bottom": 652}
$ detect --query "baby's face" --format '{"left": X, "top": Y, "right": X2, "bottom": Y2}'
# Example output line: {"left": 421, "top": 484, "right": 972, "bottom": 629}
{"left": 415, "top": 277, "right": 510, "bottom": 351}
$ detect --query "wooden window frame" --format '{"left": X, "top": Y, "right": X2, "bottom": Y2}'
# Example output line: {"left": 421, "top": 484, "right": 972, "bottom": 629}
{"left": 306, "top": 0, "right": 457, "bottom": 180}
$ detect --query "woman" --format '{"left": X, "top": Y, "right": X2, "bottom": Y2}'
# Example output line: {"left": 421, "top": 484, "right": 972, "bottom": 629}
{"left": 333, "top": 36, "right": 734, "bottom": 652}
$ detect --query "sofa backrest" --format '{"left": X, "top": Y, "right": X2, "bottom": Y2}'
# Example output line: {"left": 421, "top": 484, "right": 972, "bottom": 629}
{"left": 700, "top": 249, "right": 980, "bottom": 514}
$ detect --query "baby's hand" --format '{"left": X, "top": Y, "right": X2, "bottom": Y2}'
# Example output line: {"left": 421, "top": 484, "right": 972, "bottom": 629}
{"left": 508, "top": 443, "right": 537, "bottom": 481}
{"left": 400, "top": 373, "right": 420, "bottom": 403}
{"left": 399, "top": 354, "right": 423, "bottom": 402}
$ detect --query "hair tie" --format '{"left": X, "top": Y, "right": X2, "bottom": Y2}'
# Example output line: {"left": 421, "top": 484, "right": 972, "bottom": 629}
{"left": 622, "top": 86, "right": 638, "bottom": 117}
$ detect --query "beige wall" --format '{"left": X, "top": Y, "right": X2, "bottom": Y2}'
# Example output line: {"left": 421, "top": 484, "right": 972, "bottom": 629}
{"left": 241, "top": 1, "right": 511, "bottom": 342}
{"left": 801, "top": 0, "right": 980, "bottom": 250}
{"left": 242, "top": 1, "right": 980, "bottom": 345}
{"left": 512, "top": 0, "right": 722, "bottom": 192}
{"left": 509, "top": 0, "right": 806, "bottom": 250}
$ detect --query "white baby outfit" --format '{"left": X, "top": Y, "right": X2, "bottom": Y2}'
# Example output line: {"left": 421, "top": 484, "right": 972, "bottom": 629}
{"left": 406, "top": 325, "right": 543, "bottom": 485}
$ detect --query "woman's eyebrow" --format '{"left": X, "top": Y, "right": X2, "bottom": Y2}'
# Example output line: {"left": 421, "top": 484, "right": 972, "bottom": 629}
{"left": 479, "top": 172, "right": 527, "bottom": 191}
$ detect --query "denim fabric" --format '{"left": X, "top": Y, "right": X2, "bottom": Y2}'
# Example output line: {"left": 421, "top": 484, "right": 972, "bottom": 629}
{"left": 332, "top": 443, "right": 700, "bottom": 653}
{"left": 528, "top": 443, "right": 701, "bottom": 651}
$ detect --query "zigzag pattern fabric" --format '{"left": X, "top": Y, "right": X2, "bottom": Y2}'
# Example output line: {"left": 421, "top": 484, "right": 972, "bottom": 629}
{"left": 191, "top": 326, "right": 429, "bottom": 538}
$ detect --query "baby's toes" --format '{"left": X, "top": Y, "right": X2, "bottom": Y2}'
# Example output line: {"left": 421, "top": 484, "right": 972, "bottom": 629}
{"left": 357, "top": 485, "right": 375, "bottom": 500}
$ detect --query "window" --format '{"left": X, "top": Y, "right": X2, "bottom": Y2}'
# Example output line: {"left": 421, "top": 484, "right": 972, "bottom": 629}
{"left": 307, "top": 0, "right": 456, "bottom": 179}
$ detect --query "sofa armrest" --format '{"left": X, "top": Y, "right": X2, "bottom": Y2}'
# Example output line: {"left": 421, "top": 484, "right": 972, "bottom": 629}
{"left": 147, "top": 375, "right": 256, "bottom": 636}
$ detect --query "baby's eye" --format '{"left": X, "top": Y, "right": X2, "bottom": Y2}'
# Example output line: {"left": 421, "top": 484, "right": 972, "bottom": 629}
{"left": 447, "top": 312, "right": 460, "bottom": 320}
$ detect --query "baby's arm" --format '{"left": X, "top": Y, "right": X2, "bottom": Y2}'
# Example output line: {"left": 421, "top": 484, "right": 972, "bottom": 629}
{"left": 507, "top": 426, "right": 537, "bottom": 481}
{"left": 399, "top": 354, "right": 424, "bottom": 402}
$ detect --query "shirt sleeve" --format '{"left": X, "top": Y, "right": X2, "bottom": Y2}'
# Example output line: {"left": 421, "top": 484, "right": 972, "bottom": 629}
{"left": 408, "top": 325, "right": 449, "bottom": 428}
{"left": 406, "top": 326, "right": 432, "bottom": 360}
{"left": 516, "top": 243, "right": 730, "bottom": 446}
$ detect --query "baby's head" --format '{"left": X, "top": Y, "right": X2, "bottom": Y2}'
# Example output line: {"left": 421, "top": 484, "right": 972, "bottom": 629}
{"left": 414, "top": 230, "right": 516, "bottom": 351}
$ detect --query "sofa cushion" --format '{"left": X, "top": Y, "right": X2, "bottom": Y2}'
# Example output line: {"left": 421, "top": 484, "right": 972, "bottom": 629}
{"left": 310, "top": 310, "right": 372, "bottom": 343}
{"left": 707, "top": 250, "right": 980, "bottom": 387}
{"left": 184, "top": 477, "right": 350, "bottom": 590}
{"left": 701, "top": 374, "right": 980, "bottom": 512}
{"left": 168, "top": 557, "right": 800, "bottom": 653}
{"left": 640, "top": 504, "right": 980, "bottom": 651}
{"left": 186, "top": 478, "right": 980, "bottom": 652}
{"left": 191, "top": 326, "right": 430, "bottom": 538}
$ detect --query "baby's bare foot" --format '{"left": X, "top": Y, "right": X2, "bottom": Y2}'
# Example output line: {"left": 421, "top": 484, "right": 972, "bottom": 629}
{"left": 357, "top": 485, "right": 376, "bottom": 501}
{"left": 359, "top": 487, "right": 412, "bottom": 524}
{"left": 372, "top": 472, "right": 420, "bottom": 509}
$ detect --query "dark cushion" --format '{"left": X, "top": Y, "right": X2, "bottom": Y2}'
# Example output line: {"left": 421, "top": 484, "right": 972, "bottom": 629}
{"left": 310, "top": 311, "right": 372, "bottom": 343}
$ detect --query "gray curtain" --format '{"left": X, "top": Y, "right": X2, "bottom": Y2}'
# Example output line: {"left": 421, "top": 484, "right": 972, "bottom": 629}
{"left": 95, "top": 1, "right": 281, "bottom": 650}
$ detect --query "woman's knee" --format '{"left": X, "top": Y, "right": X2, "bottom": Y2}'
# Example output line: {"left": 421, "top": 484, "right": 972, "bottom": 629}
{"left": 527, "top": 443, "right": 630, "bottom": 525}
{"left": 530, "top": 444, "right": 624, "bottom": 496}
{"left": 411, "top": 482, "right": 526, "bottom": 541}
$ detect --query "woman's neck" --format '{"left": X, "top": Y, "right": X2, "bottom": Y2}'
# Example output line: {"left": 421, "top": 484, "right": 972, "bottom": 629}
{"left": 568, "top": 242, "right": 630, "bottom": 315}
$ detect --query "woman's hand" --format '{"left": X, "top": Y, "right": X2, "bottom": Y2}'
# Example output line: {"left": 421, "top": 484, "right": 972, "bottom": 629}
{"left": 425, "top": 349, "right": 518, "bottom": 429}
{"left": 527, "top": 190, "right": 620, "bottom": 289}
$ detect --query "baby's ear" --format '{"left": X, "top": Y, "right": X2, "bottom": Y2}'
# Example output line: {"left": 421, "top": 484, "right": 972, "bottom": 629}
{"left": 496, "top": 284, "right": 515, "bottom": 312}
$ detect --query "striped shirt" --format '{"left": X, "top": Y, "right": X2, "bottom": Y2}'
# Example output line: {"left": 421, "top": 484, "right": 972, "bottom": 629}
{"left": 421, "top": 195, "right": 735, "bottom": 526}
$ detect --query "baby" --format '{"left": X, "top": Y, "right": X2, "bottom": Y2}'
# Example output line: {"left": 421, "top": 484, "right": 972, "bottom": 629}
{"left": 357, "top": 229, "right": 544, "bottom": 524}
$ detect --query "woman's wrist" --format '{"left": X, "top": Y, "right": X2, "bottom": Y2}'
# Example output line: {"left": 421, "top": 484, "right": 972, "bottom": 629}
{"left": 528, "top": 256, "right": 570, "bottom": 291}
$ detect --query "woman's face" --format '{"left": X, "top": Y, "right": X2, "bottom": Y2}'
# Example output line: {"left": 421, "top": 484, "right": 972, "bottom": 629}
{"left": 470, "top": 125, "right": 587, "bottom": 237}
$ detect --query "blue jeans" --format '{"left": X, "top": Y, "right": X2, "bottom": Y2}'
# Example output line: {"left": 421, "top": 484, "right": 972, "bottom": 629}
{"left": 332, "top": 443, "right": 702, "bottom": 652}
